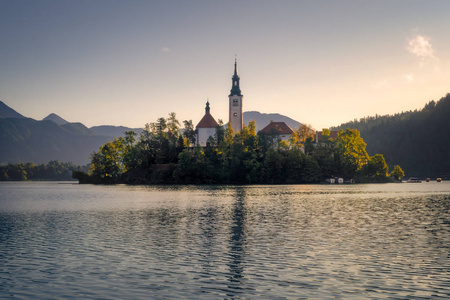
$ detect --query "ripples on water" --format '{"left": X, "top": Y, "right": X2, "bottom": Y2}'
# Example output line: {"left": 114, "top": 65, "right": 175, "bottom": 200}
{"left": 1, "top": 182, "right": 450, "bottom": 299}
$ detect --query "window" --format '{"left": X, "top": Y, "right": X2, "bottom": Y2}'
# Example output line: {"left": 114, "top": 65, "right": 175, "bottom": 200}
{"left": 233, "top": 100, "right": 239, "bottom": 106}
{"left": 233, "top": 112, "right": 237, "bottom": 117}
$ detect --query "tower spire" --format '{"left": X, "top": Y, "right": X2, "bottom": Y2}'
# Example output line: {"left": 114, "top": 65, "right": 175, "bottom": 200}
{"left": 229, "top": 58, "right": 242, "bottom": 96}
{"left": 205, "top": 99, "right": 210, "bottom": 114}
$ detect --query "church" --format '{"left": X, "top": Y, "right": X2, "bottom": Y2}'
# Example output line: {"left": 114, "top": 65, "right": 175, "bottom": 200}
{"left": 195, "top": 59, "right": 294, "bottom": 146}
{"left": 195, "top": 59, "right": 244, "bottom": 146}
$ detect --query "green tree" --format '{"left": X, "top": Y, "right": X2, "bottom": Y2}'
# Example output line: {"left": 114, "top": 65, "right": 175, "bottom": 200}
{"left": 173, "top": 146, "right": 206, "bottom": 183}
{"left": 167, "top": 112, "right": 181, "bottom": 138}
{"left": 183, "top": 120, "right": 196, "bottom": 147}
{"left": 362, "top": 154, "right": 390, "bottom": 182}
{"left": 335, "top": 129, "right": 369, "bottom": 179}
{"left": 214, "top": 119, "right": 225, "bottom": 146}
{"left": 390, "top": 165, "right": 405, "bottom": 181}
{"left": 300, "top": 156, "right": 321, "bottom": 183}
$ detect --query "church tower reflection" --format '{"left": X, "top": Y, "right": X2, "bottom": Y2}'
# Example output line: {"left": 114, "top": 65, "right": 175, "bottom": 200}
{"left": 227, "top": 188, "right": 247, "bottom": 290}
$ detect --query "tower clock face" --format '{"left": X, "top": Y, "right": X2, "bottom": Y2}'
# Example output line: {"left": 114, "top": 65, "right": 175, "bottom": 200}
{"left": 233, "top": 113, "right": 237, "bottom": 116}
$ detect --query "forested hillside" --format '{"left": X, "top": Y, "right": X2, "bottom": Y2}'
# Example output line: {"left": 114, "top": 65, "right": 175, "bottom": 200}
{"left": 333, "top": 94, "right": 450, "bottom": 178}
{"left": 0, "top": 118, "right": 110, "bottom": 165}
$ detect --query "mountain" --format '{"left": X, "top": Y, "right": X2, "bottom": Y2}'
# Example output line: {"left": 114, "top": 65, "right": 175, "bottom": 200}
{"left": 0, "top": 102, "right": 148, "bottom": 165}
{"left": 332, "top": 93, "right": 450, "bottom": 178}
{"left": 0, "top": 101, "right": 26, "bottom": 119}
{"left": 0, "top": 101, "right": 110, "bottom": 165}
{"left": 43, "top": 113, "right": 68, "bottom": 125}
{"left": 244, "top": 111, "right": 301, "bottom": 131}
{"left": 90, "top": 125, "right": 143, "bottom": 137}
{"left": 0, "top": 117, "right": 110, "bottom": 165}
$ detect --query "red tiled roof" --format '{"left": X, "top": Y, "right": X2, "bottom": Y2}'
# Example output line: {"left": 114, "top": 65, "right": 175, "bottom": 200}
{"left": 196, "top": 112, "right": 219, "bottom": 128}
{"left": 260, "top": 122, "right": 294, "bottom": 135}
{"left": 316, "top": 131, "right": 339, "bottom": 141}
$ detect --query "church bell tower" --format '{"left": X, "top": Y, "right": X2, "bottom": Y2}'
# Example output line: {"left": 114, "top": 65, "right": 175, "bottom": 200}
{"left": 229, "top": 59, "right": 243, "bottom": 133}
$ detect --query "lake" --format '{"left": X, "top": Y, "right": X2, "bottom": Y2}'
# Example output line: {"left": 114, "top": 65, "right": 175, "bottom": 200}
{"left": 1, "top": 181, "right": 450, "bottom": 299}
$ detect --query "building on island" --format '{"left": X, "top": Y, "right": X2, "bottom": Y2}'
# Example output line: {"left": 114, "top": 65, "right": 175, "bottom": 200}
{"left": 195, "top": 59, "right": 244, "bottom": 146}
{"left": 196, "top": 101, "right": 219, "bottom": 146}
{"left": 315, "top": 130, "right": 339, "bottom": 143}
{"left": 259, "top": 121, "right": 294, "bottom": 142}
{"left": 229, "top": 59, "right": 243, "bottom": 133}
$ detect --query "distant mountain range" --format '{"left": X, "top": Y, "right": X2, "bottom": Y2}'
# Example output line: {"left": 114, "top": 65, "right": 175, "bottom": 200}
{"left": 0, "top": 101, "right": 302, "bottom": 165}
{"left": 0, "top": 101, "right": 142, "bottom": 165}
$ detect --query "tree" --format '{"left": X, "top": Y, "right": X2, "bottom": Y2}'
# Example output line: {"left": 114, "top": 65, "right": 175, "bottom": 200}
{"left": 173, "top": 146, "right": 206, "bottom": 183}
{"left": 214, "top": 119, "right": 225, "bottom": 146}
{"left": 296, "top": 124, "right": 315, "bottom": 143}
{"left": 167, "top": 112, "right": 181, "bottom": 138}
{"left": 300, "top": 156, "right": 321, "bottom": 183}
{"left": 89, "top": 139, "right": 124, "bottom": 182}
{"left": 390, "top": 165, "right": 405, "bottom": 181}
{"left": 122, "top": 131, "right": 137, "bottom": 173}
{"left": 362, "top": 154, "right": 390, "bottom": 182}
{"left": 335, "top": 129, "right": 369, "bottom": 179}
{"left": 183, "top": 120, "right": 196, "bottom": 147}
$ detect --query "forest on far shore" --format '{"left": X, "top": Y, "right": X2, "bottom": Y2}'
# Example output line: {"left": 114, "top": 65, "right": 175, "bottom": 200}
{"left": 333, "top": 93, "right": 450, "bottom": 178}
{"left": 0, "top": 161, "right": 88, "bottom": 181}
{"left": 73, "top": 114, "right": 404, "bottom": 185}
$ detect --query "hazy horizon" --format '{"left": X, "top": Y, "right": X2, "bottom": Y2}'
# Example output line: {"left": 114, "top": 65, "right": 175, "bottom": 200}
{"left": 1, "top": 0, "right": 449, "bottom": 130}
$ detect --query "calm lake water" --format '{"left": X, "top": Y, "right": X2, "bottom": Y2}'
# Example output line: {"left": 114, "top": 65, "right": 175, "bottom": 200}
{"left": 1, "top": 182, "right": 450, "bottom": 299}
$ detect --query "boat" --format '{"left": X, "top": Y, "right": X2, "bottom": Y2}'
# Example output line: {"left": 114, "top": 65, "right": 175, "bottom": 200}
{"left": 407, "top": 177, "right": 422, "bottom": 183}
{"left": 437, "top": 178, "right": 442, "bottom": 182}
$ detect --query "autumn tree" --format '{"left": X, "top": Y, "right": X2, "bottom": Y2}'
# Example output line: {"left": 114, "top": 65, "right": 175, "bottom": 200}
{"left": 390, "top": 165, "right": 405, "bottom": 181}
{"left": 335, "top": 129, "right": 369, "bottom": 179}
{"left": 296, "top": 124, "right": 315, "bottom": 143}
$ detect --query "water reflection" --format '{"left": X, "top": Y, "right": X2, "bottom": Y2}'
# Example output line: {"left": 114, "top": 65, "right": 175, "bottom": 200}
{"left": 227, "top": 188, "right": 247, "bottom": 293}
{"left": 1, "top": 182, "right": 450, "bottom": 298}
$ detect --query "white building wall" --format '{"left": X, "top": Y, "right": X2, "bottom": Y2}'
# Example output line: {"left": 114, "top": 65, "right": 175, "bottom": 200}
{"left": 197, "top": 127, "right": 216, "bottom": 146}
{"left": 280, "top": 135, "right": 290, "bottom": 142}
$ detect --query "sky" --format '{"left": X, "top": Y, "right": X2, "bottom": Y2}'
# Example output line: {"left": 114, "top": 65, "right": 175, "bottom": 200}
{"left": 1, "top": 0, "right": 450, "bottom": 130}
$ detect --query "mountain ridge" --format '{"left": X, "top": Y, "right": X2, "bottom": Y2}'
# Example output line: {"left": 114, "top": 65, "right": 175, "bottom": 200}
{"left": 0, "top": 100, "right": 26, "bottom": 119}
{"left": 43, "top": 113, "right": 69, "bottom": 125}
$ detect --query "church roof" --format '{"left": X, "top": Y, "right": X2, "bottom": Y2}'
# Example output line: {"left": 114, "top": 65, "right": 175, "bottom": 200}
{"left": 260, "top": 122, "right": 294, "bottom": 135}
{"left": 196, "top": 101, "right": 219, "bottom": 128}
{"left": 196, "top": 113, "right": 218, "bottom": 128}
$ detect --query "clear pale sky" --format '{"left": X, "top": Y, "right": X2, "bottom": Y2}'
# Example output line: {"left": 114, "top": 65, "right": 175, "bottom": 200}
{"left": 1, "top": 0, "right": 449, "bottom": 130}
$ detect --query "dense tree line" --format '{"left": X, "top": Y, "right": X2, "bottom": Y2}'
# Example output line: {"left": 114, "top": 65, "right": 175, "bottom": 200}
{"left": 0, "top": 161, "right": 88, "bottom": 181}
{"left": 75, "top": 113, "right": 403, "bottom": 184}
{"left": 332, "top": 93, "right": 450, "bottom": 178}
